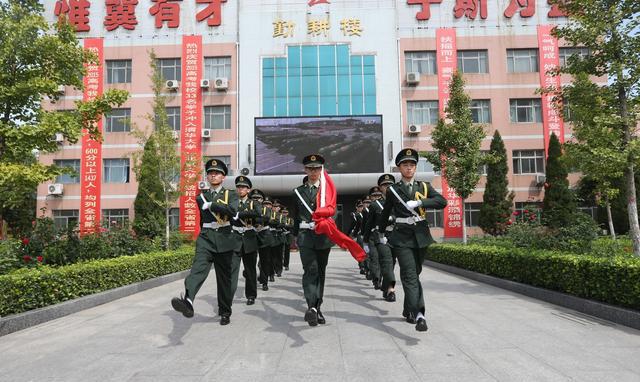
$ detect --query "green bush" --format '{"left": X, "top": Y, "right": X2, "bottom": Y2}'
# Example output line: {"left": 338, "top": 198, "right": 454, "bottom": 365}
{"left": 0, "top": 246, "right": 194, "bottom": 317}
{"left": 0, "top": 239, "right": 21, "bottom": 274}
{"left": 427, "top": 244, "right": 640, "bottom": 310}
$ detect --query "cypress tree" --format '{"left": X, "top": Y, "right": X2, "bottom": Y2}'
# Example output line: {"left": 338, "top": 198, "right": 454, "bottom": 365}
{"left": 543, "top": 133, "right": 576, "bottom": 228}
{"left": 133, "top": 134, "right": 165, "bottom": 238}
{"left": 479, "top": 130, "right": 514, "bottom": 235}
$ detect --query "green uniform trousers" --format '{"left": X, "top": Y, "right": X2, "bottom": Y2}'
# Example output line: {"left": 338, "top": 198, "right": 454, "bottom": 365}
{"left": 257, "top": 246, "right": 272, "bottom": 286}
{"left": 231, "top": 250, "right": 258, "bottom": 300}
{"left": 300, "top": 247, "right": 330, "bottom": 309}
{"left": 376, "top": 241, "right": 396, "bottom": 291}
{"left": 366, "top": 238, "right": 381, "bottom": 283}
{"left": 392, "top": 246, "right": 426, "bottom": 316}
{"left": 184, "top": 241, "right": 234, "bottom": 316}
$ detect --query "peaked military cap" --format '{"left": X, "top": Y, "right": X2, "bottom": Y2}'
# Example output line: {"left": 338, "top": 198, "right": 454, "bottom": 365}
{"left": 249, "top": 189, "right": 265, "bottom": 200}
{"left": 363, "top": 196, "right": 371, "bottom": 203}
{"left": 378, "top": 173, "right": 396, "bottom": 186}
{"left": 205, "top": 158, "right": 228, "bottom": 175}
{"left": 355, "top": 199, "right": 363, "bottom": 208}
{"left": 303, "top": 154, "right": 325, "bottom": 168}
{"left": 369, "top": 186, "right": 383, "bottom": 196}
{"left": 395, "top": 148, "right": 419, "bottom": 166}
{"left": 235, "top": 175, "right": 252, "bottom": 188}
{"left": 263, "top": 196, "right": 273, "bottom": 205}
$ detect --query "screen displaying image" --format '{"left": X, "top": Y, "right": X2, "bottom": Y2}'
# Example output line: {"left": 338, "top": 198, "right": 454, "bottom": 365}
{"left": 254, "top": 115, "right": 384, "bottom": 175}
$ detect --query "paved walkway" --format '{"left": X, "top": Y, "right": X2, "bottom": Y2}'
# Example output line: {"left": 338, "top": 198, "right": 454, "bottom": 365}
{"left": 1, "top": 250, "right": 639, "bottom": 382}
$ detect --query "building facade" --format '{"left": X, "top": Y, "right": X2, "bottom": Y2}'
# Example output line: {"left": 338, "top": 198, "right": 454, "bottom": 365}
{"left": 38, "top": 0, "right": 597, "bottom": 238}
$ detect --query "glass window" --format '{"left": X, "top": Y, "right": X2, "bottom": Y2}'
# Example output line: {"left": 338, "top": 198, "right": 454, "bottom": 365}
{"left": 426, "top": 209, "right": 444, "bottom": 228}
{"left": 169, "top": 208, "right": 180, "bottom": 230}
{"left": 53, "top": 209, "right": 79, "bottom": 231}
{"left": 512, "top": 150, "right": 545, "bottom": 174}
{"left": 102, "top": 209, "right": 129, "bottom": 229}
{"left": 510, "top": 99, "right": 542, "bottom": 123}
{"left": 457, "top": 50, "right": 488, "bottom": 73}
{"left": 417, "top": 155, "right": 441, "bottom": 175}
{"left": 405, "top": 51, "right": 437, "bottom": 75}
{"left": 559, "top": 47, "right": 590, "bottom": 68}
{"left": 204, "top": 57, "right": 231, "bottom": 80}
{"left": 106, "top": 60, "right": 132, "bottom": 84}
{"left": 156, "top": 107, "right": 181, "bottom": 131}
{"left": 464, "top": 202, "right": 482, "bottom": 227}
{"left": 103, "top": 158, "right": 130, "bottom": 183}
{"left": 470, "top": 99, "right": 491, "bottom": 123}
{"left": 204, "top": 105, "right": 231, "bottom": 130}
{"left": 507, "top": 49, "right": 539, "bottom": 73}
{"left": 514, "top": 202, "right": 543, "bottom": 220}
{"left": 157, "top": 58, "right": 181, "bottom": 81}
{"left": 54, "top": 159, "right": 80, "bottom": 184}
{"left": 105, "top": 108, "right": 131, "bottom": 133}
{"left": 407, "top": 101, "right": 439, "bottom": 125}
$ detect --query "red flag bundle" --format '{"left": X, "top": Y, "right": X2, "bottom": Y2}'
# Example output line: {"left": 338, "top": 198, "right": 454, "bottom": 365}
{"left": 312, "top": 167, "right": 367, "bottom": 262}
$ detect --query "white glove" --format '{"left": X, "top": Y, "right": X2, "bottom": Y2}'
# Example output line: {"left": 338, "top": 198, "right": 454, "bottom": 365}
{"left": 406, "top": 200, "right": 421, "bottom": 209}
{"left": 363, "top": 244, "right": 370, "bottom": 254}
{"left": 380, "top": 236, "right": 388, "bottom": 245}
{"left": 202, "top": 201, "right": 212, "bottom": 211}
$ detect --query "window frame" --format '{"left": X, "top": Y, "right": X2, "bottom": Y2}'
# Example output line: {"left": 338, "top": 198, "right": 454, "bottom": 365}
{"left": 157, "top": 58, "right": 181, "bottom": 82}
{"left": 102, "top": 208, "right": 130, "bottom": 229}
{"left": 507, "top": 49, "right": 539, "bottom": 73}
{"left": 510, "top": 99, "right": 542, "bottom": 123}
{"left": 407, "top": 100, "right": 439, "bottom": 126}
{"left": 106, "top": 59, "right": 132, "bottom": 84}
{"left": 464, "top": 202, "right": 483, "bottom": 227}
{"left": 512, "top": 150, "right": 545, "bottom": 175}
{"left": 53, "top": 209, "right": 79, "bottom": 230}
{"left": 405, "top": 51, "right": 437, "bottom": 75}
{"left": 54, "top": 159, "right": 81, "bottom": 184}
{"left": 470, "top": 99, "right": 492, "bottom": 124}
{"left": 457, "top": 50, "right": 489, "bottom": 74}
{"left": 103, "top": 158, "right": 130, "bottom": 183}
{"left": 204, "top": 56, "right": 231, "bottom": 80}
{"left": 203, "top": 105, "right": 231, "bottom": 130}
{"left": 105, "top": 108, "right": 131, "bottom": 133}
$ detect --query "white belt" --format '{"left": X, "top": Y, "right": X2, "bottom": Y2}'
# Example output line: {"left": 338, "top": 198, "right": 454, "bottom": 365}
{"left": 395, "top": 216, "right": 425, "bottom": 225}
{"left": 232, "top": 226, "right": 255, "bottom": 233}
{"left": 385, "top": 225, "right": 394, "bottom": 232}
{"left": 257, "top": 226, "right": 270, "bottom": 232}
{"left": 202, "top": 222, "right": 230, "bottom": 229}
{"left": 299, "top": 221, "right": 315, "bottom": 230}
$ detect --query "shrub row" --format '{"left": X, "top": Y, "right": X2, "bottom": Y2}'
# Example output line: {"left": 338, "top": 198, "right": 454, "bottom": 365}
{"left": 0, "top": 246, "right": 194, "bottom": 317}
{"left": 427, "top": 244, "right": 640, "bottom": 311}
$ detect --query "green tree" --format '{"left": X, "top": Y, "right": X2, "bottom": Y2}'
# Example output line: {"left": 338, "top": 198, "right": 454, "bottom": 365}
{"left": 543, "top": 133, "right": 576, "bottom": 228}
{"left": 0, "top": 2, "right": 128, "bottom": 231}
{"left": 424, "top": 71, "right": 486, "bottom": 244}
{"left": 551, "top": 0, "right": 640, "bottom": 254}
{"left": 131, "top": 52, "right": 182, "bottom": 249}
{"left": 132, "top": 134, "right": 165, "bottom": 239}
{"left": 479, "top": 131, "right": 514, "bottom": 236}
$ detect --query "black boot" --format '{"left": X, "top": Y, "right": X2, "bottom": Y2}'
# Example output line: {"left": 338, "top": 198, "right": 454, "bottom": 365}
{"left": 171, "top": 294, "right": 194, "bottom": 318}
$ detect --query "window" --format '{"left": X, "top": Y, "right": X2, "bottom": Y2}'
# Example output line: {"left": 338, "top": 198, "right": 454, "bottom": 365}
{"left": 205, "top": 155, "right": 232, "bottom": 176}
{"left": 53, "top": 209, "right": 79, "bottom": 230}
{"left": 418, "top": 156, "right": 441, "bottom": 175}
{"left": 507, "top": 49, "right": 539, "bottom": 73}
{"left": 54, "top": 159, "right": 80, "bottom": 184}
{"left": 407, "top": 101, "right": 439, "bottom": 125}
{"left": 157, "top": 58, "right": 181, "bottom": 81}
{"left": 106, "top": 60, "right": 132, "bottom": 84}
{"left": 405, "top": 51, "right": 437, "bottom": 75}
{"left": 470, "top": 99, "right": 491, "bottom": 123}
{"left": 457, "top": 50, "right": 488, "bottom": 73}
{"left": 204, "top": 105, "right": 231, "bottom": 130}
{"left": 426, "top": 209, "right": 444, "bottom": 228}
{"left": 102, "top": 209, "right": 129, "bottom": 229}
{"left": 512, "top": 150, "right": 545, "bottom": 174}
{"left": 103, "top": 158, "right": 130, "bottom": 183}
{"left": 578, "top": 205, "right": 598, "bottom": 220}
{"left": 559, "top": 47, "right": 590, "bottom": 68}
{"left": 510, "top": 99, "right": 542, "bottom": 123}
{"left": 515, "top": 202, "right": 542, "bottom": 218}
{"left": 464, "top": 202, "right": 482, "bottom": 227}
{"left": 156, "top": 107, "right": 181, "bottom": 131}
{"left": 204, "top": 57, "right": 231, "bottom": 80}
{"left": 105, "top": 108, "right": 131, "bottom": 133}
{"left": 169, "top": 208, "right": 180, "bottom": 230}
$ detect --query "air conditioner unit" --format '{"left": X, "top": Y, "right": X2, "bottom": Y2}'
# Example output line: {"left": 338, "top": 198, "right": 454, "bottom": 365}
{"left": 54, "top": 133, "right": 64, "bottom": 143}
{"left": 172, "top": 130, "right": 180, "bottom": 140}
{"left": 200, "top": 79, "right": 210, "bottom": 88}
{"left": 198, "top": 181, "right": 210, "bottom": 190}
{"left": 202, "top": 129, "right": 212, "bottom": 139}
{"left": 48, "top": 183, "right": 63, "bottom": 195}
{"left": 56, "top": 85, "right": 66, "bottom": 94}
{"left": 165, "top": 80, "right": 179, "bottom": 90}
{"left": 535, "top": 174, "right": 546, "bottom": 185}
{"left": 408, "top": 124, "right": 422, "bottom": 134}
{"left": 214, "top": 77, "right": 228, "bottom": 90}
{"left": 406, "top": 72, "right": 420, "bottom": 85}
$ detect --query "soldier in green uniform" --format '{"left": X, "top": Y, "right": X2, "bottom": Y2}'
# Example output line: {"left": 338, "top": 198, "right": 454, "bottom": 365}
{"left": 230, "top": 176, "right": 261, "bottom": 306}
{"left": 271, "top": 200, "right": 285, "bottom": 277}
{"left": 379, "top": 149, "right": 447, "bottom": 332}
{"left": 292, "top": 154, "right": 333, "bottom": 326}
{"left": 171, "top": 159, "right": 238, "bottom": 326}
{"left": 362, "top": 187, "right": 383, "bottom": 290}
{"left": 250, "top": 189, "right": 274, "bottom": 292}
{"left": 361, "top": 195, "right": 373, "bottom": 280}
{"left": 281, "top": 208, "right": 293, "bottom": 271}
{"left": 347, "top": 200, "right": 366, "bottom": 275}
{"left": 263, "top": 196, "right": 279, "bottom": 282}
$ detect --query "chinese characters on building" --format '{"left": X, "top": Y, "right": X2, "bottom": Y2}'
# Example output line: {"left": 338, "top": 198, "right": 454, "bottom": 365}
{"left": 273, "top": 18, "right": 363, "bottom": 38}
{"left": 407, "top": 0, "right": 567, "bottom": 20}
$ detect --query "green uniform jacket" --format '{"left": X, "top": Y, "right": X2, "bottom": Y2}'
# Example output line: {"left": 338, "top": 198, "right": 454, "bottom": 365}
{"left": 230, "top": 197, "right": 260, "bottom": 254}
{"left": 379, "top": 181, "right": 447, "bottom": 249}
{"left": 292, "top": 184, "right": 333, "bottom": 250}
{"left": 363, "top": 198, "right": 386, "bottom": 244}
{"left": 196, "top": 187, "right": 239, "bottom": 253}
{"left": 283, "top": 217, "right": 294, "bottom": 245}
{"left": 269, "top": 211, "right": 284, "bottom": 246}
{"left": 256, "top": 205, "right": 276, "bottom": 248}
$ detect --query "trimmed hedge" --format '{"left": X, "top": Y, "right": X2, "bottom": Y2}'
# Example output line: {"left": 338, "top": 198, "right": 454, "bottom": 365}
{"left": 0, "top": 246, "right": 194, "bottom": 317}
{"left": 427, "top": 244, "right": 640, "bottom": 311}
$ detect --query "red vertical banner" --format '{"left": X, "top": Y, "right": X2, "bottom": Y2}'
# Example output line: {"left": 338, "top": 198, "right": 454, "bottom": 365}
{"left": 79, "top": 38, "right": 104, "bottom": 235}
{"left": 179, "top": 35, "right": 203, "bottom": 238}
{"left": 537, "top": 25, "right": 565, "bottom": 154}
{"left": 436, "top": 28, "right": 463, "bottom": 239}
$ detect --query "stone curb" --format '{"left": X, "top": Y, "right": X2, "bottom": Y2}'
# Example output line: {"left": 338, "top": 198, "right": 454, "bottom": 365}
{"left": 0, "top": 270, "right": 190, "bottom": 337}
{"left": 424, "top": 260, "right": 640, "bottom": 330}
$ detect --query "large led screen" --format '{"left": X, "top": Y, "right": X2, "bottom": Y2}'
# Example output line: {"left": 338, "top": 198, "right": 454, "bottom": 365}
{"left": 255, "top": 115, "right": 384, "bottom": 175}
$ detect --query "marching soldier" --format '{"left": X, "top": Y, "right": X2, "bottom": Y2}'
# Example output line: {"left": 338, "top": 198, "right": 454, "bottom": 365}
{"left": 271, "top": 200, "right": 285, "bottom": 278}
{"left": 230, "top": 176, "right": 261, "bottom": 306}
{"left": 281, "top": 208, "right": 293, "bottom": 271}
{"left": 171, "top": 159, "right": 238, "bottom": 325}
{"left": 348, "top": 200, "right": 366, "bottom": 275}
{"left": 362, "top": 187, "right": 383, "bottom": 289}
{"left": 292, "top": 154, "right": 333, "bottom": 326}
{"left": 379, "top": 149, "right": 447, "bottom": 332}
{"left": 361, "top": 196, "right": 373, "bottom": 280}
{"left": 250, "top": 189, "right": 274, "bottom": 292}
